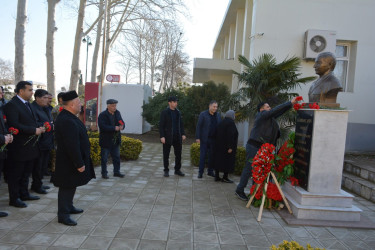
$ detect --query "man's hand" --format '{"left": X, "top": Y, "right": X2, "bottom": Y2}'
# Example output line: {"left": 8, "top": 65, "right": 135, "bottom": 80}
{"left": 228, "top": 148, "right": 233, "bottom": 153}
{"left": 182, "top": 135, "right": 186, "bottom": 141}
{"left": 160, "top": 137, "right": 165, "bottom": 144}
{"left": 36, "top": 127, "right": 45, "bottom": 135}
{"left": 119, "top": 125, "right": 124, "bottom": 130}
{"left": 115, "top": 126, "right": 120, "bottom": 131}
{"left": 196, "top": 139, "right": 200, "bottom": 143}
{"left": 77, "top": 166, "right": 85, "bottom": 172}
{"left": 291, "top": 96, "right": 298, "bottom": 105}
{"left": 4, "top": 134, "right": 12, "bottom": 144}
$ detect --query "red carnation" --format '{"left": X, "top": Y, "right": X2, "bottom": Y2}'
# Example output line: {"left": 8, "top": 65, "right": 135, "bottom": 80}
{"left": 44, "top": 122, "right": 52, "bottom": 132}
{"left": 289, "top": 177, "right": 299, "bottom": 186}
{"left": 3, "top": 115, "right": 6, "bottom": 120}
{"left": 295, "top": 96, "right": 303, "bottom": 101}
{"left": 119, "top": 120, "right": 124, "bottom": 126}
{"left": 59, "top": 106, "right": 63, "bottom": 112}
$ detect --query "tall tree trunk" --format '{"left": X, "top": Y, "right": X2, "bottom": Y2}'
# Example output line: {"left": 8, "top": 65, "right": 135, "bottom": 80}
{"left": 69, "top": 0, "right": 86, "bottom": 91}
{"left": 14, "top": 0, "right": 28, "bottom": 84}
{"left": 90, "top": 0, "right": 104, "bottom": 82}
{"left": 46, "top": 0, "right": 60, "bottom": 98}
{"left": 100, "top": 2, "right": 111, "bottom": 80}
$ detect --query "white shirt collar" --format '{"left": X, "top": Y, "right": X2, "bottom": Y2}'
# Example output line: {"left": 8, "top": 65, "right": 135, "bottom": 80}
{"left": 17, "top": 95, "right": 28, "bottom": 104}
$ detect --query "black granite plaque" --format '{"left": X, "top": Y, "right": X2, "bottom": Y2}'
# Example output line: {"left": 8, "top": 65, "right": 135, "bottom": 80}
{"left": 293, "top": 110, "right": 314, "bottom": 190}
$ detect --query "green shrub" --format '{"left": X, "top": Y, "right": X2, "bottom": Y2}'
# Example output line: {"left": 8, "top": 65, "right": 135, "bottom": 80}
{"left": 190, "top": 143, "right": 246, "bottom": 175}
{"left": 89, "top": 138, "right": 101, "bottom": 166}
{"left": 271, "top": 240, "right": 323, "bottom": 250}
{"left": 87, "top": 131, "right": 100, "bottom": 138}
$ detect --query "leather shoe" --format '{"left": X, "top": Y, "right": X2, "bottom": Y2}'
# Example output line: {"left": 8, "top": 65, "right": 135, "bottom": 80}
{"left": 235, "top": 190, "right": 249, "bottom": 201}
{"left": 70, "top": 207, "right": 84, "bottom": 214}
{"left": 42, "top": 185, "right": 50, "bottom": 189}
{"left": 114, "top": 173, "right": 125, "bottom": 178}
{"left": 222, "top": 178, "right": 234, "bottom": 183}
{"left": 215, "top": 177, "right": 222, "bottom": 182}
{"left": 31, "top": 187, "right": 47, "bottom": 194}
{"left": 0, "top": 211, "right": 8, "bottom": 217}
{"left": 102, "top": 175, "right": 109, "bottom": 179}
{"left": 9, "top": 199, "right": 27, "bottom": 208}
{"left": 174, "top": 170, "right": 185, "bottom": 176}
{"left": 58, "top": 217, "right": 77, "bottom": 226}
{"left": 20, "top": 195, "right": 40, "bottom": 201}
{"left": 207, "top": 172, "right": 215, "bottom": 177}
{"left": 164, "top": 171, "right": 169, "bottom": 177}
{"left": 198, "top": 173, "right": 203, "bottom": 178}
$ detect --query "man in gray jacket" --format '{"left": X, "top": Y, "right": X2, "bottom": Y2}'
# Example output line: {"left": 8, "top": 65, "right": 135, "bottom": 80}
{"left": 235, "top": 97, "right": 297, "bottom": 201}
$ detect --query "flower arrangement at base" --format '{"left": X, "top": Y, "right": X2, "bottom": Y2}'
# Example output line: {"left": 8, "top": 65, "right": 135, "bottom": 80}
{"left": 249, "top": 132, "right": 298, "bottom": 208}
{"left": 0, "top": 127, "right": 19, "bottom": 152}
{"left": 293, "top": 96, "right": 320, "bottom": 111}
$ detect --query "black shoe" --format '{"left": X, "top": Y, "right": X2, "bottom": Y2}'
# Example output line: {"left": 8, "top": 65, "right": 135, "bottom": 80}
{"left": 44, "top": 172, "right": 51, "bottom": 176}
{"left": 164, "top": 171, "right": 169, "bottom": 177}
{"left": 20, "top": 195, "right": 40, "bottom": 201}
{"left": 222, "top": 178, "right": 234, "bottom": 183}
{"left": 0, "top": 211, "right": 8, "bottom": 217}
{"left": 207, "top": 172, "right": 215, "bottom": 177}
{"left": 198, "top": 173, "right": 203, "bottom": 178}
{"left": 235, "top": 190, "right": 249, "bottom": 201}
{"left": 102, "top": 175, "right": 109, "bottom": 179}
{"left": 42, "top": 185, "right": 50, "bottom": 189}
{"left": 215, "top": 177, "right": 222, "bottom": 182}
{"left": 70, "top": 207, "right": 84, "bottom": 214}
{"left": 174, "top": 170, "right": 185, "bottom": 176}
{"left": 58, "top": 217, "right": 77, "bottom": 226}
{"left": 114, "top": 173, "right": 125, "bottom": 178}
{"left": 9, "top": 198, "right": 27, "bottom": 208}
{"left": 31, "top": 188, "right": 47, "bottom": 194}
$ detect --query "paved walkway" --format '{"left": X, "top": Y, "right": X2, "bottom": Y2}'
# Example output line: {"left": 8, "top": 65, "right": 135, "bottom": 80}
{"left": 0, "top": 142, "right": 375, "bottom": 249}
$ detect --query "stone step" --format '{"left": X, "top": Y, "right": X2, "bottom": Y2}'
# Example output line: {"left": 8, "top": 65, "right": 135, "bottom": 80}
{"left": 344, "top": 159, "right": 375, "bottom": 184}
{"left": 342, "top": 172, "right": 375, "bottom": 202}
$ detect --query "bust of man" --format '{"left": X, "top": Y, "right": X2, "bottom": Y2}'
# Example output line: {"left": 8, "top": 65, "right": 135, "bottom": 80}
{"left": 308, "top": 52, "right": 343, "bottom": 103}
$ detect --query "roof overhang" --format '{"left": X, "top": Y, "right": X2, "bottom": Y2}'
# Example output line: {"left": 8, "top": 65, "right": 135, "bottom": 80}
{"left": 192, "top": 58, "right": 240, "bottom": 83}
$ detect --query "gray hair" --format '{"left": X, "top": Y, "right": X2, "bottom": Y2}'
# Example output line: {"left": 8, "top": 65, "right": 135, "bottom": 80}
{"left": 225, "top": 110, "right": 235, "bottom": 120}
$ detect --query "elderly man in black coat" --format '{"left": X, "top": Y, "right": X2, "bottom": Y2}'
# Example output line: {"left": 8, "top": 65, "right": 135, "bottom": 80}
{"left": 214, "top": 110, "right": 238, "bottom": 183}
{"left": 4, "top": 81, "right": 45, "bottom": 208}
{"left": 52, "top": 91, "right": 95, "bottom": 226}
{"left": 98, "top": 99, "right": 125, "bottom": 179}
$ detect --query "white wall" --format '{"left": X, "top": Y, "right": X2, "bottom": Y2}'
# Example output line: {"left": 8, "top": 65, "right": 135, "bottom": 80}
{"left": 100, "top": 84, "right": 151, "bottom": 134}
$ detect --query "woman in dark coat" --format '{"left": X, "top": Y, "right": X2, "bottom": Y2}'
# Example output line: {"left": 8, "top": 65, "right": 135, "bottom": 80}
{"left": 214, "top": 110, "right": 238, "bottom": 183}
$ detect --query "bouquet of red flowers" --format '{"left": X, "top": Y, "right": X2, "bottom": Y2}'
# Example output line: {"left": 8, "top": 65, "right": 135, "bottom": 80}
{"left": 113, "top": 120, "right": 124, "bottom": 144}
{"left": 59, "top": 106, "right": 64, "bottom": 112}
{"left": 0, "top": 127, "right": 19, "bottom": 152}
{"left": 24, "top": 122, "right": 52, "bottom": 146}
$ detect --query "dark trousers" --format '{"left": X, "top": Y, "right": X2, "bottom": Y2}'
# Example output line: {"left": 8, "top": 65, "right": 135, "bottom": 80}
{"left": 31, "top": 150, "right": 49, "bottom": 189}
{"left": 198, "top": 138, "right": 215, "bottom": 175}
{"left": 236, "top": 143, "right": 260, "bottom": 193}
{"left": 215, "top": 170, "right": 229, "bottom": 178}
{"left": 6, "top": 159, "right": 35, "bottom": 201}
{"left": 58, "top": 187, "right": 76, "bottom": 219}
{"left": 162, "top": 136, "right": 182, "bottom": 172}
{"left": 101, "top": 144, "right": 121, "bottom": 176}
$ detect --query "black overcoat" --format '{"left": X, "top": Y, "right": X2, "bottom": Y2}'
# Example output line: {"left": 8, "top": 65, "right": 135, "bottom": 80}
{"left": 159, "top": 107, "right": 185, "bottom": 145}
{"left": 31, "top": 101, "right": 54, "bottom": 151}
{"left": 3, "top": 96, "right": 40, "bottom": 161}
{"left": 98, "top": 109, "right": 125, "bottom": 148}
{"left": 52, "top": 109, "right": 95, "bottom": 188}
{"left": 0, "top": 109, "right": 8, "bottom": 159}
{"left": 213, "top": 118, "right": 238, "bottom": 173}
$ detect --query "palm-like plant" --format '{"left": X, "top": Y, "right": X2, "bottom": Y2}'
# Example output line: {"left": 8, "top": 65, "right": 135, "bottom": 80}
{"left": 234, "top": 53, "right": 316, "bottom": 145}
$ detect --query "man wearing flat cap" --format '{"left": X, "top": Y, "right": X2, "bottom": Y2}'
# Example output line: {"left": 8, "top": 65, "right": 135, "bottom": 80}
{"left": 98, "top": 99, "right": 125, "bottom": 179}
{"left": 52, "top": 90, "right": 96, "bottom": 226}
{"left": 159, "top": 96, "right": 186, "bottom": 177}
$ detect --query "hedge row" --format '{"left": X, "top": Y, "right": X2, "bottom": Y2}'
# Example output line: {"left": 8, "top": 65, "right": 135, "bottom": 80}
{"left": 190, "top": 143, "right": 247, "bottom": 175}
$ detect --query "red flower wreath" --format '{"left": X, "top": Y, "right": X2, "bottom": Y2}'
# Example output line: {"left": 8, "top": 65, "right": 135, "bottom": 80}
{"left": 251, "top": 143, "right": 276, "bottom": 184}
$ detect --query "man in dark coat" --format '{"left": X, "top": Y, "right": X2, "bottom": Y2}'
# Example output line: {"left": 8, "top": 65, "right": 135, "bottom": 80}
{"left": 0, "top": 89, "right": 13, "bottom": 217}
{"left": 235, "top": 97, "right": 298, "bottom": 201}
{"left": 98, "top": 99, "right": 125, "bottom": 179}
{"left": 195, "top": 100, "right": 221, "bottom": 178}
{"left": 159, "top": 96, "right": 186, "bottom": 177}
{"left": 30, "top": 89, "right": 54, "bottom": 194}
{"left": 52, "top": 91, "right": 95, "bottom": 226}
{"left": 4, "top": 81, "right": 45, "bottom": 208}
{"left": 214, "top": 110, "right": 238, "bottom": 183}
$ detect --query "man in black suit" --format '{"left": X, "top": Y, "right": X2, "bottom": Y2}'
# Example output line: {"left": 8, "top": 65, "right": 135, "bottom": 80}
{"left": 0, "top": 89, "right": 13, "bottom": 217}
{"left": 31, "top": 89, "right": 54, "bottom": 194}
{"left": 52, "top": 91, "right": 95, "bottom": 226}
{"left": 4, "top": 81, "right": 45, "bottom": 208}
{"left": 98, "top": 99, "right": 125, "bottom": 179}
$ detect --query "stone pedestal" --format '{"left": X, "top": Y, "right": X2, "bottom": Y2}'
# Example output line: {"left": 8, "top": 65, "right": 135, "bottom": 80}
{"left": 284, "top": 109, "right": 362, "bottom": 221}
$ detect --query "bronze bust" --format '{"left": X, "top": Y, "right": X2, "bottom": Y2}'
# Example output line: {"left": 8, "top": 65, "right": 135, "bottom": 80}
{"left": 308, "top": 52, "right": 343, "bottom": 104}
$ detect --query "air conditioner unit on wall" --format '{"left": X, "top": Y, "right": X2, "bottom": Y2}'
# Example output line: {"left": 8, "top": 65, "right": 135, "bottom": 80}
{"left": 303, "top": 29, "right": 337, "bottom": 59}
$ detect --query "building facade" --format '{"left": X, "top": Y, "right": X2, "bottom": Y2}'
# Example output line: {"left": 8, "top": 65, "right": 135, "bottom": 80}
{"left": 193, "top": 0, "right": 375, "bottom": 151}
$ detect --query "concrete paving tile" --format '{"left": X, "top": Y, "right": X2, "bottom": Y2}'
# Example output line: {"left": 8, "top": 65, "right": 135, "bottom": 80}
{"left": 327, "top": 227, "right": 361, "bottom": 240}
{"left": 166, "top": 240, "right": 193, "bottom": 250}
{"left": 0, "top": 220, "right": 23, "bottom": 230}
{"left": 214, "top": 216, "right": 236, "bottom": 224}
{"left": 218, "top": 232, "right": 245, "bottom": 245}
{"left": 170, "top": 220, "right": 193, "bottom": 231}
{"left": 168, "top": 230, "right": 192, "bottom": 242}
{"left": 284, "top": 226, "right": 313, "bottom": 238}
{"left": 238, "top": 224, "right": 265, "bottom": 235}
{"left": 194, "top": 222, "right": 217, "bottom": 232}
{"left": 17, "top": 245, "right": 48, "bottom": 250}
{"left": 242, "top": 234, "right": 271, "bottom": 248}
{"left": 193, "top": 243, "right": 220, "bottom": 250}
{"left": 220, "top": 244, "right": 248, "bottom": 250}
{"left": 65, "top": 225, "right": 95, "bottom": 235}
{"left": 76, "top": 215, "right": 103, "bottom": 226}
{"left": 98, "top": 215, "right": 126, "bottom": 227}
{"left": 39, "top": 221, "right": 69, "bottom": 233}
{"left": 261, "top": 225, "right": 289, "bottom": 237}
{"left": 146, "top": 218, "right": 170, "bottom": 229}
{"left": 149, "top": 211, "right": 172, "bottom": 221}
{"left": 25, "top": 232, "right": 60, "bottom": 246}
{"left": 216, "top": 222, "right": 240, "bottom": 233}
{"left": 290, "top": 237, "right": 324, "bottom": 248}
{"left": 0, "top": 243, "right": 18, "bottom": 250}
{"left": 172, "top": 205, "right": 192, "bottom": 214}
{"left": 317, "top": 239, "right": 350, "bottom": 249}
{"left": 137, "top": 239, "right": 166, "bottom": 250}
{"left": 122, "top": 217, "right": 148, "bottom": 228}
{"left": 15, "top": 221, "right": 49, "bottom": 232}
{"left": 80, "top": 236, "right": 113, "bottom": 249}
{"left": 90, "top": 225, "right": 120, "bottom": 237}
{"left": 52, "top": 234, "right": 87, "bottom": 248}
{"left": 266, "top": 235, "right": 292, "bottom": 246}
{"left": 142, "top": 228, "right": 168, "bottom": 241}
{"left": 0, "top": 231, "right": 34, "bottom": 244}
{"left": 108, "top": 238, "right": 139, "bottom": 250}
{"left": 193, "top": 232, "right": 219, "bottom": 244}
{"left": 115, "top": 227, "right": 144, "bottom": 239}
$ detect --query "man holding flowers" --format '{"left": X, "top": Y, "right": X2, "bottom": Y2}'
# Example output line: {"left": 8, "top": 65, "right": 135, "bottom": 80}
{"left": 98, "top": 99, "right": 125, "bottom": 179}
{"left": 235, "top": 96, "right": 298, "bottom": 201}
